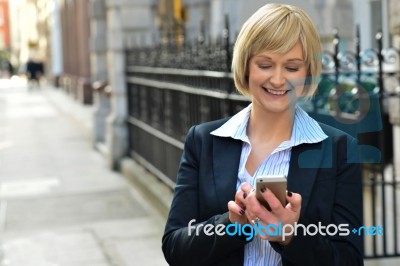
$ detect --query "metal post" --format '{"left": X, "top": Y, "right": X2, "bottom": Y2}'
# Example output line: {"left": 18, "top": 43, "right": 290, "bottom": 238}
{"left": 333, "top": 28, "right": 340, "bottom": 84}
{"left": 370, "top": 172, "right": 377, "bottom": 256}
{"left": 393, "top": 162, "right": 399, "bottom": 255}
{"left": 376, "top": 31, "right": 387, "bottom": 255}
{"left": 223, "top": 14, "right": 231, "bottom": 72}
{"left": 355, "top": 25, "right": 361, "bottom": 83}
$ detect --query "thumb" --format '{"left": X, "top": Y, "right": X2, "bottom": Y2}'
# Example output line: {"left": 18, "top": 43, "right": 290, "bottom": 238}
{"left": 286, "top": 191, "right": 302, "bottom": 212}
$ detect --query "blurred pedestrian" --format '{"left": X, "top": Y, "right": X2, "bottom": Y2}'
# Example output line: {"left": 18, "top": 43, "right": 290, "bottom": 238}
{"left": 0, "top": 58, "right": 14, "bottom": 78}
{"left": 26, "top": 58, "right": 44, "bottom": 90}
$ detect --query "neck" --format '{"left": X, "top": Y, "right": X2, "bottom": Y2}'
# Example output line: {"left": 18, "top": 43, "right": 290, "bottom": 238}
{"left": 247, "top": 105, "right": 295, "bottom": 144}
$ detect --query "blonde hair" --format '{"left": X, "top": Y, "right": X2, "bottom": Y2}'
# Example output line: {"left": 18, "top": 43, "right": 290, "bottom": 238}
{"left": 232, "top": 3, "right": 321, "bottom": 97}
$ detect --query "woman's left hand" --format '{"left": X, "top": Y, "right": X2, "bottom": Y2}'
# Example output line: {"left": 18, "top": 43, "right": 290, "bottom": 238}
{"left": 239, "top": 182, "right": 302, "bottom": 245}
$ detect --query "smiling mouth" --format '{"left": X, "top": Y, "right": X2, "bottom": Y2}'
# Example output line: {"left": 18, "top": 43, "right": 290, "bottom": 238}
{"left": 262, "top": 87, "right": 290, "bottom": 95}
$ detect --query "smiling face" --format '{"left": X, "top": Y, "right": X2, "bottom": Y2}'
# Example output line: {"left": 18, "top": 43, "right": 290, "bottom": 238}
{"left": 232, "top": 4, "right": 322, "bottom": 99}
{"left": 247, "top": 41, "right": 307, "bottom": 116}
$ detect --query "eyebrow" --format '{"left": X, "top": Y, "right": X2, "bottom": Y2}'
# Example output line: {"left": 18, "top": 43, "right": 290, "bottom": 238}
{"left": 287, "top": 58, "right": 304, "bottom": 62}
{"left": 254, "top": 55, "right": 304, "bottom": 62}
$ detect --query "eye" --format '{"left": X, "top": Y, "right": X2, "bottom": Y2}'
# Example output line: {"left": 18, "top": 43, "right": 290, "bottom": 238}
{"left": 286, "top": 67, "right": 299, "bottom": 72}
{"left": 258, "top": 65, "right": 271, "bottom": 69}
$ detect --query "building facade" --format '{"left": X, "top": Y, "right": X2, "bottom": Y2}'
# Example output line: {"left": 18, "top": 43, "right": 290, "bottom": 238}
{"left": 0, "top": 0, "right": 10, "bottom": 50}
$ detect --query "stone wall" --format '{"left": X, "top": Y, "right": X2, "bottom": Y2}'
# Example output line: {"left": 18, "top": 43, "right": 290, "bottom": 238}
{"left": 389, "top": 0, "right": 400, "bottom": 49}
{"left": 89, "top": 0, "right": 155, "bottom": 169}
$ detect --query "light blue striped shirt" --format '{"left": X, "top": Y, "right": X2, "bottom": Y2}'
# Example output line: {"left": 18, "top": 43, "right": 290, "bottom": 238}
{"left": 211, "top": 103, "right": 328, "bottom": 266}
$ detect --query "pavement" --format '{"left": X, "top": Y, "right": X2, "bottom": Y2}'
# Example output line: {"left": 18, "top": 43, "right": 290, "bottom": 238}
{"left": 0, "top": 79, "right": 168, "bottom": 266}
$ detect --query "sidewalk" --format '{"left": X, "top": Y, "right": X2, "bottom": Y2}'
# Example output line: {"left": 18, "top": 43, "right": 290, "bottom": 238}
{"left": 0, "top": 82, "right": 167, "bottom": 266}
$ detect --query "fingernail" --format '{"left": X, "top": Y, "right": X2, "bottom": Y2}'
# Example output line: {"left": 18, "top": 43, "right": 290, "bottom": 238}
{"left": 260, "top": 186, "right": 267, "bottom": 193}
{"left": 287, "top": 191, "right": 293, "bottom": 197}
{"left": 243, "top": 192, "right": 247, "bottom": 199}
{"left": 239, "top": 209, "right": 245, "bottom": 215}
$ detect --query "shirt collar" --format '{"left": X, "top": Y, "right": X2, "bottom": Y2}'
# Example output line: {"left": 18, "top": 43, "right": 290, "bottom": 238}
{"left": 210, "top": 104, "right": 251, "bottom": 142}
{"left": 211, "top": 104, "right": 328, "bottom": 146}
{"left": 290, "top": 105, "right": 328, "bottom": 145}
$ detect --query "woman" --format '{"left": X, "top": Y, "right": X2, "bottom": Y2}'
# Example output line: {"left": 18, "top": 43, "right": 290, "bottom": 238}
{"left": 162, "top": 3, "right": 363, "bottom": 266}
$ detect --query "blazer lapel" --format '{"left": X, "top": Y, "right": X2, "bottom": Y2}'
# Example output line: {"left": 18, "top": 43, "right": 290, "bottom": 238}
{"left": 212, "top": 136, "right": 243, "bottom": 212}
{"left": 288, "top": 140, "right": 330, "bottom": 211}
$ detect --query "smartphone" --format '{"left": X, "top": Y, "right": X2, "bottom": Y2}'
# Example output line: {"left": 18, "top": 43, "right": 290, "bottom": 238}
{"left": 255, "top": 175, "right": 287, "bottom": 211}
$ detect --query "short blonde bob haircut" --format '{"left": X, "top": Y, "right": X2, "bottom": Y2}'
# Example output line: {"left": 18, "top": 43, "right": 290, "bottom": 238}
{"left": 232, "top": 3, "right": 322, "bottom": 97}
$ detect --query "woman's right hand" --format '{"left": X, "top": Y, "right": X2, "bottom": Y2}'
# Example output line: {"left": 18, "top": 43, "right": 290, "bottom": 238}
{"left": 227, "top": 183, "right": 250, "bottom": 225}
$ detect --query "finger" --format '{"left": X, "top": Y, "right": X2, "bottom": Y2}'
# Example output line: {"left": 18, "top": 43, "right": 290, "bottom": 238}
{"left": 243, "top": 192, "right": 267, "bottom": 217}
{"left": 228, "top": 201, "right": 246, "bottom": 216}
{"left": 285, "top": 191, "right": 302, "bottom": 212}
{"left": 234, "top": 189, "right": 247, "bottom": 206}
{"left": 259, "top": 186, "right": 285, "bottom": 212}
{"left": 240, "top": 182, "right": 253, "bottom": 196}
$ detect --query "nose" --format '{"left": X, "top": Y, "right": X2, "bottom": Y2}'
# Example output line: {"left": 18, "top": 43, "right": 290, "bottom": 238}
{"left": 270, "top": 68, "right": 285, "bottom": 88}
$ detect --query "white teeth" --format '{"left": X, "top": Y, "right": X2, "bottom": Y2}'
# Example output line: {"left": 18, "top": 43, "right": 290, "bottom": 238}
{"left": 266, "top": 88, "right": 287, "bottom": 95}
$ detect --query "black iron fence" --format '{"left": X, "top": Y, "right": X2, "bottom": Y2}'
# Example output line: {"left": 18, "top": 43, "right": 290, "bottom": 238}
{"left": 125, "top": 28, "right": 400, "bottom": 258}
{"left": 126, "top": 66, "right": 248, "bottom": 187}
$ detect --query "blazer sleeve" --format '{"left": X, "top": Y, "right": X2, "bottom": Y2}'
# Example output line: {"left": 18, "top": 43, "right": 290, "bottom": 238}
{"left": 162, "top": 126, "right": 249, "bottom": 266}
{"left": 270, "top": 136, "right": 364, "bottom": 266}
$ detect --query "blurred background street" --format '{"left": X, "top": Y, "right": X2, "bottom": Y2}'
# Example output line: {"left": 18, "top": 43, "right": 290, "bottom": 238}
{"left": 0, "top": 79, "right": 166, "bottom": 265}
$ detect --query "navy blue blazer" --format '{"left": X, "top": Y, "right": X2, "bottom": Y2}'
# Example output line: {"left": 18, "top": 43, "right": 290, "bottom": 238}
{"left": 162, "top": 118, "right": 363, "bottom": 266}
